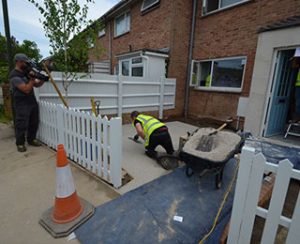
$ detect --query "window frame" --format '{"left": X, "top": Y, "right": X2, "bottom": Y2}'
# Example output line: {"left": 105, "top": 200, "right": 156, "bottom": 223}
{"left": 98, "top": 27, "right": 106, "bottom": 38}
{"left": 114, "top": 11, "right": 131, "bottom": 37}
{"left": 119, "top": 56, "right": 145, "bottom": 77}
{"left": 190, "top": 56, "right": 247, "bottom": 93}
{"left": 141, "top": 0, "right": 160, "bottom": 12}
{"left": 202, "top": 0, "right": 250, "bottom": 16}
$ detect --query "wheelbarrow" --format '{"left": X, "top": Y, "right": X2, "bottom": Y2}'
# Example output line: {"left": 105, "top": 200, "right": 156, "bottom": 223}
{"left": 179, "top": 127, "right": 242, "bottom": 189}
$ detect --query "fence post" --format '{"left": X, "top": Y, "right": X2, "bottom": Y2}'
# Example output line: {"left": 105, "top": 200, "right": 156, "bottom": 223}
{"left": 56, "top": 105, "right": 65, "bottom": 146}
{"left": 117, "top": 75, "right": 123, "bottom": 117}
{"left": 34, "top": 87, "right": 40, "bottom": 102}
{"left": 109, "top": 117, "right": 122, "bottom": 188}
{"left": 159, "top": 76, "right": 165, "bottom": 119}
{"left": 228, "top": 146, "right": 256, "bottom": 244}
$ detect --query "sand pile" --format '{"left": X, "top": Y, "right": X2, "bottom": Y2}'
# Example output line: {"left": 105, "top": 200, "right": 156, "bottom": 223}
{"left": 182, "top": 128, "right": 241, "bottom": 162}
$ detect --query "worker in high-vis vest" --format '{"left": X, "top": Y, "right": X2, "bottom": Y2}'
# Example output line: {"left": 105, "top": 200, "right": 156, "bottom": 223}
{"left": 205, "top": 73, "right": 211, "bottom": 87}
{"left": 131, "top": 111, "right": 174, "bottom": 159}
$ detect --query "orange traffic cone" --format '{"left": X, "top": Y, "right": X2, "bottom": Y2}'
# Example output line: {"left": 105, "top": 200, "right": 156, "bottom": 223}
{"left": 39, "top": 144, "right": 94, "bottom": 238}
{"left": 52, "top": 144, "right": 83, "bottom": 223}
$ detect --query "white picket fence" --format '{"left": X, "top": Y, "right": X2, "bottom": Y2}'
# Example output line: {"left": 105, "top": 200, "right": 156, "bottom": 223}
{"left": 37, "top": 101, "right": 122, "bottom": 188}
{"left": 228, "top": 146, "right": 300, "bottom": 244}
{"left": 36, "top": 72, "right": 176, "bottom": 119}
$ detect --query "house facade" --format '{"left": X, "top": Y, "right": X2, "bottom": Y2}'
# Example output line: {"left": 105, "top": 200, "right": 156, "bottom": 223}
{"left": 88, "top": 0, "right": 192, "bottom": 118}
{"left": 89, "top": 0, "right": 300, "bottom": 137}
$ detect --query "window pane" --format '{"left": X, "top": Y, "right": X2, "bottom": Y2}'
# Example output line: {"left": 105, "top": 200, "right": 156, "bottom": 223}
{"left": 132, "top": 57, "right": 142, "bottom": 64}
{"left": 116, "top": 13, "right": 130, "bottom": 36}
{"left": 199, "top": 61, "right": 212, "bottom": 87}
{"left": 190, "top": 62, "right": 199, "bottom": 86}
{"left": 206, "top": 0, "right": 219, "bottom": 13}
{"left": 122, "top": 61, "right": 129, "bottom": 76}
{"left": 142, "top": 0, "right": 159, "bottom": 11}
{"left": 221, "top": 0, "right": 243, "bottom": 8}
{"left": 211, "top": 58, "right": 245, "bottom": 88}
{"left": 132, "top": 67, "right": 143, "bottom": 77}
{"left": 98, "top": 28, "right": 105, "bottom": 37}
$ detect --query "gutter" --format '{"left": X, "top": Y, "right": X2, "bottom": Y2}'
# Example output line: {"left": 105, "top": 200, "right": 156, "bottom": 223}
{"left": 184, "top": 0, "right": 198, "bottom": 118}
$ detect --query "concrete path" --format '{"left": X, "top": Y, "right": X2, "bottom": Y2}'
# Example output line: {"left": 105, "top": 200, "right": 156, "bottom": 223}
{"left": 0, "top": 121, "right": 197, "bottom": 243}
{"left": 119, "top": 121, "right": 198, "bottom": 194}
{"left": 0, "top": 123, "right": 119, "bottom": 244}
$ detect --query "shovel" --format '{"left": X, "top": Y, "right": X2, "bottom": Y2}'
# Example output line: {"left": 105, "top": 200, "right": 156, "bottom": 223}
{"left": 196, "top": 118, "right": 233, "bottom": 152}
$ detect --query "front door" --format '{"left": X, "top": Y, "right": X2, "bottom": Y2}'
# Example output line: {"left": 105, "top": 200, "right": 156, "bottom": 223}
{"left": 265, "top": 50, "right": 295, "bottom": 137}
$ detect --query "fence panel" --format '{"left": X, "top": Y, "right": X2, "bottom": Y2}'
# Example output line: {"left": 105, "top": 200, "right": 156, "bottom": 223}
{"left": 37, "top": 72, "right": 176, "bottom": 118}
{"left": 228, "top": 146, "right": 300, "bottom": 244}
{"left": 37, "top": 101, "right": 122, "bottom": 188}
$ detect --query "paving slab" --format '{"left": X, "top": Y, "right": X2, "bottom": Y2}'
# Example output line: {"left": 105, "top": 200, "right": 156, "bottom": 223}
{"left": 0, "top": 123, "right": 119, "bottom": 244}
{"left": 119, "top": 121, "right": 198, "bottom": 194}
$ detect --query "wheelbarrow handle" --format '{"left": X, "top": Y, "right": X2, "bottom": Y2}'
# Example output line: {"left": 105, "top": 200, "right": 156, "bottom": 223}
{"left": 209, "top": 122, "right": 228, "bottom": 136}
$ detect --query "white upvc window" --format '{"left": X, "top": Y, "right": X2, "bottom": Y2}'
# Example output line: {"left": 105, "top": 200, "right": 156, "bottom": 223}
{"left": 120, "top": 57, "right": 144, "bottom": 77}
{"left": 202, "top": 0, "right": 250, "bottom": 15}
{"left": 115, "top": 11, "right": 130, "bottom": 37}
{"left": 98, "top": 28, "right": 105, "bottom": 38}
{"left": 141, "top": 0, "right": 160, "bottom": 12}
{"left": 190, "top": 56, "right": 247, "bottom": 92}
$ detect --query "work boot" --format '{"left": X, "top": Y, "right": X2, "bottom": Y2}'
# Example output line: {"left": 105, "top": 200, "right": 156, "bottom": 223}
{"left": 17, "top": 145, "right": 27, "bottom": 152}
{"left": 28, "top": 139, "right": 42, "bottom": 147}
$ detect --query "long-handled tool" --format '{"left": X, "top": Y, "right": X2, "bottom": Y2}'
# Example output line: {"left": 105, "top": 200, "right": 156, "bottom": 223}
{"left": 196, "top": 118, "right": 233, "bottom": 152}
{"left": 43, "top": 62, "right": 68, "bottom": 108}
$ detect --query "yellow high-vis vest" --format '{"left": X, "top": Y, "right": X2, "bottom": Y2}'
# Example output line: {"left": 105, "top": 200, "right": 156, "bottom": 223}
{"left": 205, "top": 74, "right": 211, "bottom": 87}
{"left": 296, "top": 69, "right": 300, "bottom": 87}
{"left": 134, "top": 114, "right": 165, "bottom": 147}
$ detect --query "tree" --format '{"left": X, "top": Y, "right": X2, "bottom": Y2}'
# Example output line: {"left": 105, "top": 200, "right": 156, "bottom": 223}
{"left": 0, "top": 33, "right": 42, "bottom": 83}
{"left": 28, "top": 0, "right": 101, "bottom": 98}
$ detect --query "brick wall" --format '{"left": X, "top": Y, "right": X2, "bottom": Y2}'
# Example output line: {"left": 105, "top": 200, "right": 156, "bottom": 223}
{"left": 189, "top": 0, "right": 300, "bottom": 120}
{"left": 88, "top": 0, "right": 192, "bottom": 119}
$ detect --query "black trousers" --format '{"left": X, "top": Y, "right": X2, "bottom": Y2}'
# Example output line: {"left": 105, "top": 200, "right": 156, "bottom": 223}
{"left": 14, "top": 97, "right": 39, "bottom": 145}
{"left": 145, "top": 129, "right": 174, "bottom": 159}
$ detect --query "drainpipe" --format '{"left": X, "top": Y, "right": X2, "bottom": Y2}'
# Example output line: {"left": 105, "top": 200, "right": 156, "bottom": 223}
{"left": 184, "top": 0, "right": 198, "bottom": 119}
{"left": 108, "top": 21, "right": 113, "bottom": 74}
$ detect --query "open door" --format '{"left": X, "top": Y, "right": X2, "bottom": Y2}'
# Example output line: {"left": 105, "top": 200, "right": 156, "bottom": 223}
{"left": 264, "top": 49, "right": 295, "bottom": 137}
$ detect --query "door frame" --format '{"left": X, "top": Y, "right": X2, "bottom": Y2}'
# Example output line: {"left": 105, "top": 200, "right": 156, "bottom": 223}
{"left": 261, "top": 46, "right": 299, "bottom": 137}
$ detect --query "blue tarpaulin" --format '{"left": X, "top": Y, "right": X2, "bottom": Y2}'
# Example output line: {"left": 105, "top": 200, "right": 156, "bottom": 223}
{"left": 245, "top": 139, "right": 300, "bottom": 170}
{"left": 75, "top": 159, "right": 237, "bottom": 244}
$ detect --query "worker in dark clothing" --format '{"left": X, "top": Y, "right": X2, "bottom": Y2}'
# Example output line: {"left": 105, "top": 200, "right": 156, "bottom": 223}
{"left": 9, "top": 53, "right": 45, "bottom": 152}
{"left": 131, "top": 111, "right": 174, "bottom": 159}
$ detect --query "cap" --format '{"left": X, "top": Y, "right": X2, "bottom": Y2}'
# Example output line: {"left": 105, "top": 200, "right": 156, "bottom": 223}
{"left": 14, "top": 53, "right": 30, "bottom": 62}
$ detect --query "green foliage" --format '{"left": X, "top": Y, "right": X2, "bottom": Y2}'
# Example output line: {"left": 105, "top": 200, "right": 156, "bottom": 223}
{"left": 28, "top": 0, "right": 102, "bottom": 93}
{"left": 0, "top": 33, "right": 42, "bottom": 83}
{"left": 0, "top": 105, "right": 11, "bottom": 124}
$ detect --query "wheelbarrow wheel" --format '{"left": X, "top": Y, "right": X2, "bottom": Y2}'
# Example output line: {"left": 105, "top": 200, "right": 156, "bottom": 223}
{"left": 185, "top": 166, "right": 194, "bottom": 177}
{"left": 215, "top": 167, "right": 224, "bottom": 189}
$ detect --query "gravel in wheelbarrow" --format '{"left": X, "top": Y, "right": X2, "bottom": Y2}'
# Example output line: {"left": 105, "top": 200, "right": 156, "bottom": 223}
{"left": 180, "top": 128, "right": 242, "bottom": 188}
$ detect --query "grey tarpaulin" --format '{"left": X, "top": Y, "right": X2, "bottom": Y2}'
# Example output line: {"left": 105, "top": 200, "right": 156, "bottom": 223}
{"left": 75, "top": 160, "right": 238, "bottom": 244}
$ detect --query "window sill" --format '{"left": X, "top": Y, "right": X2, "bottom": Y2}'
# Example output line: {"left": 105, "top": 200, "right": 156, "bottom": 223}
{"left": 201, "top": 0, "right": 252, "bottom": 18}
{"left": 193, "top": 86, "right": 242, "bottom": 93}
{"left": 114, "top": 31, "right": 130, "bottom": 39}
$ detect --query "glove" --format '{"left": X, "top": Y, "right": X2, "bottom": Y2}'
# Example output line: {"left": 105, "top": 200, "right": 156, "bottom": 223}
{"left": 133, "top": 134, "right": 139, "bottom": 141}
